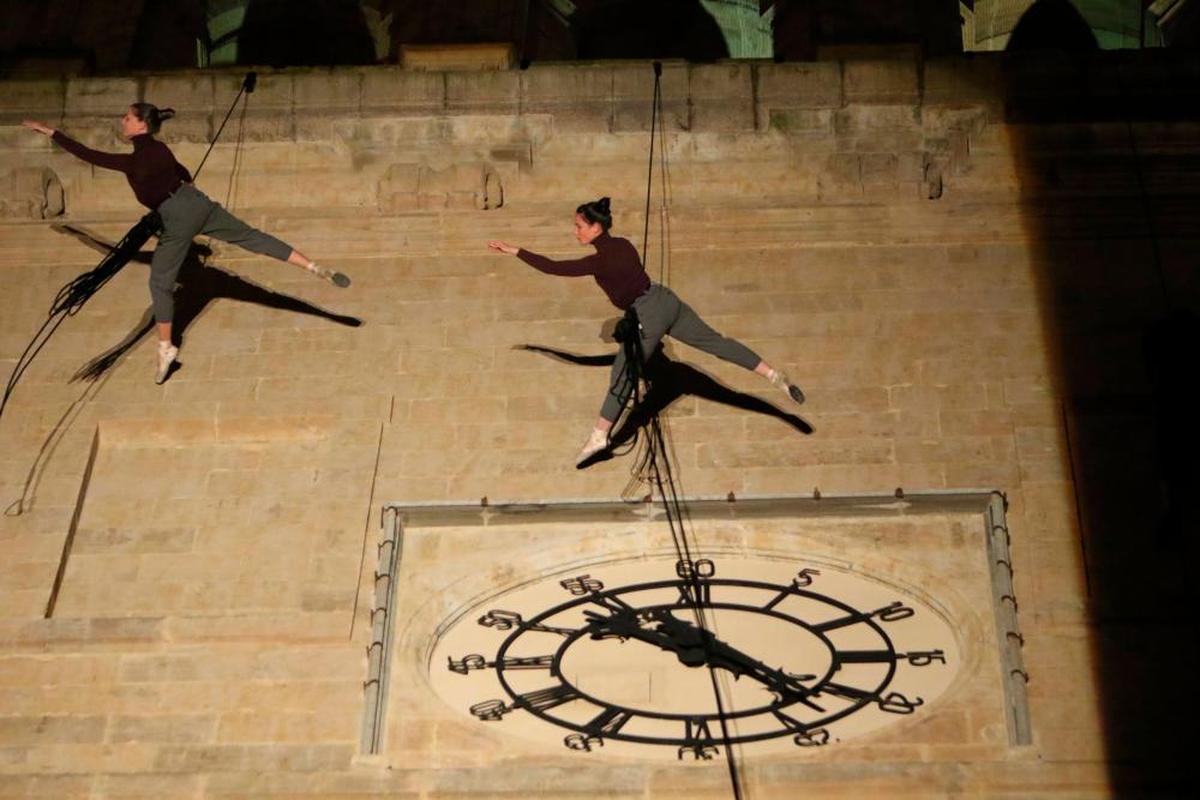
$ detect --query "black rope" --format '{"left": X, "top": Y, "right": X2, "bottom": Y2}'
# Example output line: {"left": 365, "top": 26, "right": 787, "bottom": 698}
{"left": 195, "top": 71, "right": 256, "bottom": 183}
{"left": 641, "top": 62, "right": 662, "bottom": 263}
{"left": 0, "top": 213, "right": 159, "bottom": 426}
{"left": 612, "top": 61, "right": 744, "bottom": 799}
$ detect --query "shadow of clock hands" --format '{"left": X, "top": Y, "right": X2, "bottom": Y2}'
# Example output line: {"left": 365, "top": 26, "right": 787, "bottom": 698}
{"left": 61, "top": 231, "right": 362, "bottom": 383}
{"left": 517, "top": 343, "right": 816, "bottom": 449}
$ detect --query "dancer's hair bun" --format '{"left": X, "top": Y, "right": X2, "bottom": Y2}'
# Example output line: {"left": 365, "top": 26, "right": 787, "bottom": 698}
{"left": 130, "top": 102, "right": 176, "bottom": 134}
{"left": 576, "top": 196, "right": 614, "bottom": 231}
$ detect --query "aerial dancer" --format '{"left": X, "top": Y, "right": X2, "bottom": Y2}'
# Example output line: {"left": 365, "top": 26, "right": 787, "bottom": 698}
{"left": 23, "top": 103, "right": 350, "bottom": 384}
{"left": 489, "top": 196, "right": 806, "bottom": 466}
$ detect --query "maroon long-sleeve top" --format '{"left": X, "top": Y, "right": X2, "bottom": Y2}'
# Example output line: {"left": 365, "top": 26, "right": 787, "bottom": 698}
{"left": 51, "top": 131, "right": 191, "bottom": 210}
{"left": 517, "top": 232, "right": 651, "bottom": 310}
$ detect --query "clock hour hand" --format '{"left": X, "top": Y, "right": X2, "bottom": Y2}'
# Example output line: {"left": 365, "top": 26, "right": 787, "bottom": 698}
{"left": 585, "top": 608, "right": 817, "bottom": 704}
{"left": 644, "top": 609, "right": 820, "bottom": 707}
{"left": 583, "top": 608, "right": 707, "bottom": 667}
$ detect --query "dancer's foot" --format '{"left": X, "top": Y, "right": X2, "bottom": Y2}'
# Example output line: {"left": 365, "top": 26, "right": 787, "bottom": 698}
{"left": 768, "top": 369, "right": 805, "bottom": 405}
{"left": 307, "top": 262, "right": 351, "bottom": 288}
{"left": 575, "top": 427, "right": 610, "bottom": 467}
{"left": 155, "top": 342, "right": 178, "bottom": 385}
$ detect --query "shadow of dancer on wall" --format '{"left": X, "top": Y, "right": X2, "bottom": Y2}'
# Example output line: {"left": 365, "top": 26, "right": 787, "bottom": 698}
{"left": 53, "top": 223, "right": 362, "bottom": 383}
{"left": 517, "top": 341, "right": 813, "bottom": 469}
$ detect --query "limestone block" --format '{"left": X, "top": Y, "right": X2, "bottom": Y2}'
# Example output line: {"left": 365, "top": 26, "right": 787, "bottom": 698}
{"left": 833, "top": 104, "right": 921, "bottom": 135}
{"left": 292, "top": 70, "right": 363, "bottom": 112}
{"left": 94, "top": 773, "right": 204, "bottom": 797}
{"left": 0, "top": 167, "right": 64, "bottom": 219}
{"left": 218, "top": 71, "right": 292, "bottom": 111}
{"left": 843, "top": 58, "right": 920, "bottom": 105}
{"left": 143, "top": 73, "right": 215, "bottom": 114}
{"left": 756, "top": 62, "right": 842, "bottom": 122}
{"left": 689, "top": 64, "right": 753, "bottom": 132}
{"left": 106, "top": 714, "right": 216, "bottom": 744}
{"left": 361, "top": 69, "right": 445, "bottom": 113}
{"left": 923, "top": 56, "right": 1005, "bottom": 110}
{"left": 64, "top": 77, "right": 140, "bottom": 116}
{"left": 767, "top": 107, "right": 834, "bottom": 136}
{"left": 222, "top": 111, "right": 295, "bottom": 143}
{"left": 612, "top": 62, "right": 689, "bottom": 132}
{"left": 446, "top": 70, "right": 520, "bottom": 115}
{"left": 0, "top": 775, "right": 93, "bottom": 797}
{"left": 0, "top": 714, "right": 107, "bottom": 744}
{"left": 0, "top": 79, "right": 66, "bottom": 121}
{"left": 519, "top": 63, "right": 610, "bottom": 106}
{"left": 151, "top": 742, "right": 354, "bottom": 772}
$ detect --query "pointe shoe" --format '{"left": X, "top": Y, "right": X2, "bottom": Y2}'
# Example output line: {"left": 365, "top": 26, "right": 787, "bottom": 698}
{"left": 307, "top": 262, "right": 351, "bottom": 287}
{"left": 155, "top": 344, "right": 178, "bottom": 385}
{"left": 769, "top": 370, "right": 805, "bottom": 405}
{"left": 575, "top": 427, "right": 610, "bottom": 467}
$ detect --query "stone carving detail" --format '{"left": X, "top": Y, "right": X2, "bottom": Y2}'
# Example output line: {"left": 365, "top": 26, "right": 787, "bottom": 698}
{"left": 0, "top": 167, "right": 64, "bottom": 219}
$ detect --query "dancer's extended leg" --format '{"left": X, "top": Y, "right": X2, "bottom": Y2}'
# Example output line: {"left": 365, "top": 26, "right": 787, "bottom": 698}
{"left": 201, "top": 203, "right": 351, "bottom": 287}
{"left": 669, "top": 295, "right": 805, "bottom": 405}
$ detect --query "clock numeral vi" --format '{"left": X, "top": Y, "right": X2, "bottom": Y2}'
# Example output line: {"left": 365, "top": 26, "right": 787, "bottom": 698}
{"left": 677, "top": 718, "right": 718, "bottom": 761}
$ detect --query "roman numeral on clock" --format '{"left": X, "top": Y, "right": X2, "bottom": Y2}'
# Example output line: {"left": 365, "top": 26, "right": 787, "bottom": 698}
{"left": 515, "top": 684, "right": 582, "bottom": 713}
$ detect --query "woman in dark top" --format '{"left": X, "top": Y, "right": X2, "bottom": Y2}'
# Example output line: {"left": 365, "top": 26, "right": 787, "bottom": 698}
{"left": 489, "top": 197, "right": 805, "bottom": 465}
{"left": 23, "top": 103, "right": 349, "bottom": 384}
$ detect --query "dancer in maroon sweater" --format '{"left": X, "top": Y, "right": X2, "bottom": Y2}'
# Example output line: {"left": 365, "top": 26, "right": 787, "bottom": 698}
{"left": 24, "top": 103, "right": 349, "bottom": 383}
{"left": 490, "top": 197, "right": 805, "bottom": 465}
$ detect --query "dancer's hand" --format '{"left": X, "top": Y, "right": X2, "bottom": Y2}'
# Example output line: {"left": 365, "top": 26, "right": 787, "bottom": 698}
{"left": 487, "top": 241, "right": 519, "bottom": 256}
{"left": 22, "top": 120, "right": 55, "bottom": 136}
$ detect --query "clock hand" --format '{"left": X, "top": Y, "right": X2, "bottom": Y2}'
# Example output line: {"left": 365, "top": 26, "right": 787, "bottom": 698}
{"left": 644, "top": 609, "right": 822, "bottom": 708}
{"left": 584, "top": 608, "right": 708, "bottom": 667}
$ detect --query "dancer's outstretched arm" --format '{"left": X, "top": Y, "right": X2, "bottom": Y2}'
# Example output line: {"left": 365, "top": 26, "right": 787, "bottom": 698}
{"left": 23, "top": 120, "right": 133, "bottom": 172}
{"left": 488, "top": 240, "right": 600, "bottom": 277}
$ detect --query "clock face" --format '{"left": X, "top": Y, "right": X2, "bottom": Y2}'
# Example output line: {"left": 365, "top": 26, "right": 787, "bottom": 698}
{"left": 427, "top": 553, "right": 962, "bottom": 760}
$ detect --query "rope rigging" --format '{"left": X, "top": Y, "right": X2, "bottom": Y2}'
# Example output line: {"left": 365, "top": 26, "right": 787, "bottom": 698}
{"left": 613, "top": 60, "right": 746, "bottom": 800}
{"left": 0, "top": 73, "right": 257, "bottom": 429}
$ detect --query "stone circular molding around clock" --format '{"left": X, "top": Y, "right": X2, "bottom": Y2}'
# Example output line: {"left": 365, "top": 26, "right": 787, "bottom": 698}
{"left": 427, "top": 552, "right": 963, "bottom": 759}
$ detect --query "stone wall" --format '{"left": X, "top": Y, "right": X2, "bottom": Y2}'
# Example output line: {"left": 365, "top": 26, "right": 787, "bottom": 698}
{"left": 0, "top": 54, "right": 1197, "bottom": 797}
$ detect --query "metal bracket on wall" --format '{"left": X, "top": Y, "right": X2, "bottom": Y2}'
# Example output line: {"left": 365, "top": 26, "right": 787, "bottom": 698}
{"left": 359, "top": 505, "right": 403, "bottom": 755}
{"left": 986, "top": 491, "right": 1032, "bottom": 745}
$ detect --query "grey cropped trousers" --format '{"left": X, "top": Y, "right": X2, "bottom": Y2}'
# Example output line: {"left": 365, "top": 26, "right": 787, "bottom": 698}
{"left": 601, "top": 284, "right": 762, "bottom": 422}
{"left": 150, "top": 185, "right": 293, "bottom": 322}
